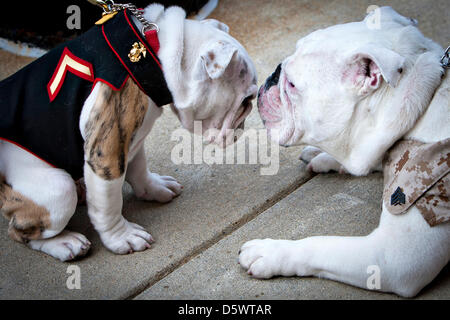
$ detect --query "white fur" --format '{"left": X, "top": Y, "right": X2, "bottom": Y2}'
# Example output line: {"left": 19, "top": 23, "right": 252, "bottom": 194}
{"left": 242, "top": 7, "right": 450, "bottom": 297}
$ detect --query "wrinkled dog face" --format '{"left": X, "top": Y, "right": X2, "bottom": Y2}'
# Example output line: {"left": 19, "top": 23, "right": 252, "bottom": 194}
{"left": 258, "top": 7, "right": 443, "bottom": 174}
{"left": 173, "top": 19, "right": 258, "bottom": 147}
{"left": 258, "top": 7, "right": 410, "bottom": 147}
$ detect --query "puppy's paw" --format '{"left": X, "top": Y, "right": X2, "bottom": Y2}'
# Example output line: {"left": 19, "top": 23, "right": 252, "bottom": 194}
{"left": 306, "top": 152, "right": 346, "bottom": 174}
{"left": 28, "top": 231, "right": 91, "bottom": 262}
{"left": 239, "top": 239, "right": 304, "bottom": 279}
{"left": 101, "top": 219, "right": 154, "bottom": 255}
{"left": 134, "top": 173, "right": 183, "bottom": 203}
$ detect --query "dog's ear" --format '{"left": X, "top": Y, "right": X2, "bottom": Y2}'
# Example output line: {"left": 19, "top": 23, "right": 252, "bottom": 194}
{"left": 194, "top": 41, "right": 237, "bottom": 80}
{"left": 200, "top": 19, "right": 229, "bottom": 33}
{"left": 345, "top": 43, "right": 405, "bottom": 94}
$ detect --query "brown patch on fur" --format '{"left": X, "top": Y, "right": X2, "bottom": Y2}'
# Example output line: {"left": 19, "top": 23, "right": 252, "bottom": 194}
{"left": 84, "top": 79, "right": 148, "bottom": 180}
{"left": 0, "top": 176, "right": 51, "bottom": 243}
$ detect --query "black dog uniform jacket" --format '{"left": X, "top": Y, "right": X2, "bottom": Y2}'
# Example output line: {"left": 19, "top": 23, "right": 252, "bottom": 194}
{"left": 0, "top": 9, "right": 172, "bottom": 180}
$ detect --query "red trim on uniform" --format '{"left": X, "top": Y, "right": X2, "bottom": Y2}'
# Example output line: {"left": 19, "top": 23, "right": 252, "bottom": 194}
{"left": 123, "top": 9, "right": 162, "bottom": 68}
{"left": 101, "top": 24, "right": 148, "bottom": 94}
{"left": 91, "top": 75, "right": 130, "bottom": 94}
{"left": 145, "top": 30, "right": 160, "bottom": 55}
{"left": 47, "top": 47, "right": 95, "bottom": 102}
{"left": 0, "top": 137, "right": 56, "bottom": 168}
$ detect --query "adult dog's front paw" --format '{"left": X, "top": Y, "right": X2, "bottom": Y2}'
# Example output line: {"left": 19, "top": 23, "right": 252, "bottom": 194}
{"left": 301, "top": 150, "right": 346, "bottom": 174}
{"left": 100, "top": 219, "right": 154, "bottom": 254}
{"left": 134, "top": 173, "right": 183, "bottom": 203}
{"left": 300, "top": 146, "right": 323, "bottom": 163}
{"left": 239, "top": 239, "right": 309, "bottom": 279}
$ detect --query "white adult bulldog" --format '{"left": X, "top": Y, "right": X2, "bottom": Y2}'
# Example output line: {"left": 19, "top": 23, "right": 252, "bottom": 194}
{"left": 239, "top": 7, "right": 449, "bottom": 297}
{"left": 0, "top": 4, "right": 257, "bottom": 261}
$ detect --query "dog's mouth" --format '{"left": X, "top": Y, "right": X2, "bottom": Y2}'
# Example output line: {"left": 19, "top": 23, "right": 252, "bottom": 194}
{"left": 258, "top": 64, "right": 284, "bottom": 126}
{"left": 258, "top": 85, "right": 283, "bottom": 125}
{"left": 257, "top": 65, "right": 299, "bottom": 146}
{"left": 208, "top": 96, "right": 255, "bottom": 147}
{"left": 232, "top": 96, "right": 253, "bottom": 129}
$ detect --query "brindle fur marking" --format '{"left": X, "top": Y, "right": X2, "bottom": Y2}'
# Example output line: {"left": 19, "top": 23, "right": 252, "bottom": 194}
{"left": 0, "top": 175, "right": 51, "bottom": 243}
{"left": 84, "top": 79, "right": 148, "bottom": 180}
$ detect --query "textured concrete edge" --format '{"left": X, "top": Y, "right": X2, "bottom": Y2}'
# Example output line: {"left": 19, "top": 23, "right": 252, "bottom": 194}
{"left": 122, "top": 171, "right": 315, "bottom": 299}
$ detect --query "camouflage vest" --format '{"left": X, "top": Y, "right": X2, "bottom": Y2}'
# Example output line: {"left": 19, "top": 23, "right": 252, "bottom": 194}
{"left": 383, "top": 138, "right": 450, "bottom": 226}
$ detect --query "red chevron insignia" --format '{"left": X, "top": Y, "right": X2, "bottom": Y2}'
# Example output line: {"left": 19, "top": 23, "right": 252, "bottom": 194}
{"left": 47, "top": 47, "right": 94, "bottom": 102}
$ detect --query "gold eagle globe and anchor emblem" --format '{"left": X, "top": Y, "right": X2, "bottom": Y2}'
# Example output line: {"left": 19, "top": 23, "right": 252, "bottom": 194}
{"left": 128, "top": 42, "right": 147, "bottom": 63}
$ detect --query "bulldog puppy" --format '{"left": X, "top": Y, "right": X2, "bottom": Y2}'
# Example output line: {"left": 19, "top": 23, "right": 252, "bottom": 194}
{"left": 239, "top": 7, "right": 449, "bottom": 297}
{"left": 0, "top": 4, "right": 257, "bottom": 261}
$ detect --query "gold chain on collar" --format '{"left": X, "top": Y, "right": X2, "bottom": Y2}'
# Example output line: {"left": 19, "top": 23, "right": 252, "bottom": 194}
{"left": 87, "top": 0, "right": 159, "bottom": 34}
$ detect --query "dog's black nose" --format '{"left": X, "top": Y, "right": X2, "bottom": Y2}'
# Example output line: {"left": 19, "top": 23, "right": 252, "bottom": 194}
{"left": 264, "top": 63, "right": 282, "bottom": 91}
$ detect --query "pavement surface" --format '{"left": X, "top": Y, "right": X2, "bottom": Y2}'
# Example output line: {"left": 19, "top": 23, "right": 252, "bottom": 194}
{"left": 0, "top": 0, "right": 449, "bottom": 300}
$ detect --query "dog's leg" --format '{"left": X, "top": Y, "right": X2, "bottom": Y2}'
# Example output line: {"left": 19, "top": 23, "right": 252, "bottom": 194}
{"left": 0, "top": 142, "right": 89, "bottom": 261}
{"left": 82, "top": 80, "right": 154, "bottom": 254}
{"left": 84, "top": 164, "right": 153, "bottom": 254}
{"left": 239, "top": 206, "right": 449, "bottom": 297}
{"left": 126, "top": 146, "right": 182, "bottom": 203}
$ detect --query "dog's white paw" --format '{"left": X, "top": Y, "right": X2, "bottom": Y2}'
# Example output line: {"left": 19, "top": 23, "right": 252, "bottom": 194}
{"left": 28, "top": 231, "right": 91, "bottom": 262}
{"left": 239, "top": 239, "right": 304, "bottom": 279}
{"left": 101, "top": 219, "right": 154, "bottom": 255}
{"left": 300, "top": 146, "right": 323, "bottom": 163}
{"left": 306, "top": 152, "right": 346, "bottom": 174}
{"left": 134, "top": 173, "right": 183, "bottom": 203}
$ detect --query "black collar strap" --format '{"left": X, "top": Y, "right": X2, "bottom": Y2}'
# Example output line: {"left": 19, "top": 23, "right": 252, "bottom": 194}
{"left": 102, "top": 9, "right": 173, "bottom": 107}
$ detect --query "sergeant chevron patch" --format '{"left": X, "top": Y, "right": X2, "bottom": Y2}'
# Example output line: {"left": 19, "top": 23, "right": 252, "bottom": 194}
{"left": 391, "top": 187, "right": 406, "bottom": 206}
